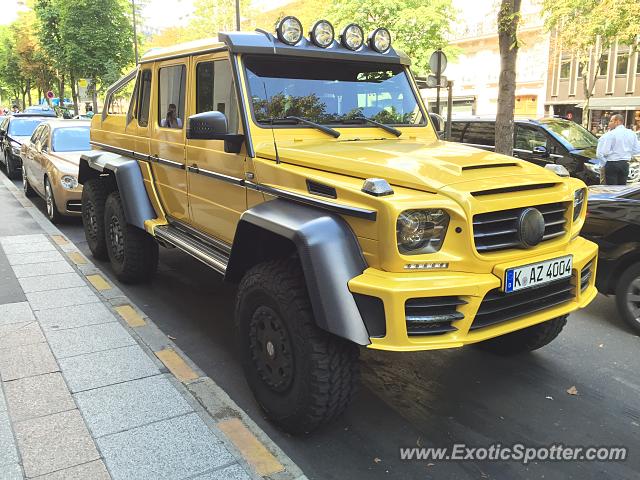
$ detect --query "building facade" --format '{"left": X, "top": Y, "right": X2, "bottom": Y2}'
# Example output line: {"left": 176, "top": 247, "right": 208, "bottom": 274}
{"left": 546, "top": 36, "right": 640, "bottom": 133}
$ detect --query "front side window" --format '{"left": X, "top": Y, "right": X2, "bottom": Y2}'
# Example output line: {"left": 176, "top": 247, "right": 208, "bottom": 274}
{"left": 196, "top": 60, "right": 239, "bottom": 133}
{"left": 244, "top": 55, "right": 425, "bottom": 126}
{"left": 158, "top": 65, "right": 186, "bottom": 129}
{"left": 137, "top": 70, "right": 152, "bottom": 127}
{"left": 51, "top": 126, "right": 90, "bottom": 152}
{"left": 515, "top": 126, "right": 548, "bottom": 151}
{"left": 542, "top": 120, "right": 598, "bottom": 149}
{"left": 463, "top": 122, "right": 495, "bottom": 146}
{"left": 8, "top": 119, "right": 43, "bottom": 137}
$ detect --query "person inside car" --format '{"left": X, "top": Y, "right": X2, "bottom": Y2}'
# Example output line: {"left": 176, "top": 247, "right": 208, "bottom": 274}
{"left": 160, "top": 103, "right": 182, "bottom": 129}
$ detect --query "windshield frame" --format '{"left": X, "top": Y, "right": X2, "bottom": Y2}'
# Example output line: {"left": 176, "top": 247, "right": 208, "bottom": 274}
{"left": 540, "top": 119, "right": 598, "bottom": 150}
{"left": 241, "top": 54, "right": 429, "bottom": 132}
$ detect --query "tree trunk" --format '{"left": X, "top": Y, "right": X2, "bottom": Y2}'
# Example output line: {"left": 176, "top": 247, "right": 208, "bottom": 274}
{"left": 91, "top": 80, "right": 98, "bottom": 114}
{"left": 70, "top": 73, "right": 79, "bottom": 115}
{"left": 26, "top": 79, "right": 32, "bottom": 106}
{"left": 495, "top": 0, "right": 522, "bottom": 156}
{"left": 37, "top": 87, "right": 41, "bottom": 106}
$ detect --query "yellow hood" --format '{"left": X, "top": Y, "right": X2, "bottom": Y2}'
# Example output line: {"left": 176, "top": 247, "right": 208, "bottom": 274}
{"left": 256, "top": 139, "right": 561, "bottom": 193}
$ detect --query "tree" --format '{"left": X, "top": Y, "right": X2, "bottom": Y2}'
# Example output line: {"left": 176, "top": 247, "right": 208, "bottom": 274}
{"left": 495, "top": 0, "right": 521, "bottom": 156}
{"left": 34, "top": 0, "right": 68, "bottom": 110}
{"left": 542, "top": 0, "right": 640, "bottom": 124}
{"left": 327, "top": 0, "right": 456, "bottom": 75}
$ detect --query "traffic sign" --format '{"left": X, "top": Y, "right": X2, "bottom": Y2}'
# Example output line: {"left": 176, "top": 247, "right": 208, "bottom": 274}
{"left": 429, "top": 50, "right": 448, "bottom": 76}
{"left": 46, "top": 90, "right": 54, "bottom": 99}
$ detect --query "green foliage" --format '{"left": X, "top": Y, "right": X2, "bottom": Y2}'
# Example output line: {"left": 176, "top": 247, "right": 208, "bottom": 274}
{"left": 326, "top": 0, "right": 457, "bottom": 75}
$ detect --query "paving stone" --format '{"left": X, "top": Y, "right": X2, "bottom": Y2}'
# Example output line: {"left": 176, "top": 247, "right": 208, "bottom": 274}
{"left": 0, "top": 234, "right": 47, "bottom": 245}
{"left": 26, "top": 286, "right": 98, "bottom": 311}
{"left": 0, "top": 322, "right": 46, "bottom": 349}
{"left": 33, "top": 459, "right": 111, "bottom": 480}
{"left": 0, "top": 412, "right": 19, "bottom": 468}
{"left": 1, "top": 242, "right": 56, "bottom": 255}
{"left": 18, "top": 272, "right": 86, "bottom": 293}
{"left": 59, "top": 345, "right": 159, "bottom": 393}
{"left": 4, "top": 372, "right": 75, "bottom": 422}
{"left": 35, "top": 302, "right": 116, "bottom": 331}
{"left": 0, "top": 463, "right": 23, "bottom": 480}
{"left": 12, "top": 261, "right": 74, "bottom": 279}
{"left": 0, "top": 342, "right": 58, "bottom": 381}
{"left": 193, "top": 464, "right": 252, "bottom": 480}
{"left": 0, "top": 302, "right": 35, "bottom": 326}
{"left": 75, "top": 374, "right": 193, "bottom": 438}
{"left": 14, "top": 409, "right": 100, "bottom": 478}
{"left": 46, "top": 322, "right": 135, "bottom": 359}
{"left": 0, "top": 389, "right": 5, "bottom": 412}
{"left": 5, "top": 250, "right": 65, "bottom": 266}
{"left": 97, "top": 413, "right": 234, "bottom": 480}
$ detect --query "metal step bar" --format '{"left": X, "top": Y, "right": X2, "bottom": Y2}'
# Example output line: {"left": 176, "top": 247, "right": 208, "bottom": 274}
{"left": 154, "top": 224, "right": 229, "bottom": 275}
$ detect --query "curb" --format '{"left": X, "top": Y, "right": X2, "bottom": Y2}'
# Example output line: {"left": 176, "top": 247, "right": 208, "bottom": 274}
{"left": 1, "top": 175, "right": 306, "bottom": 480}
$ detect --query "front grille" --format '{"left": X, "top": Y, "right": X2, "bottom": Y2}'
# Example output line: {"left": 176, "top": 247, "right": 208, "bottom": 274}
{"left": 405, "top": 296, "right": 466, "bottom": 336}
{"left": 581, "top": 261, "right": 593, "bottom": 292}
{"left": 473, "top": 202, "right": 569, "bottom": 253}
{"left": 471, "top": 275, "right": 575, "bottom": 330}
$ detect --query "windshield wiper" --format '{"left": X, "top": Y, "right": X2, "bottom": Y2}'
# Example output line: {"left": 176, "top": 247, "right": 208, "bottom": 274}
{"left": 269, "top": 116, "right": 340, "bottom": 138}
{"left": 338, "top": 116, "right": 402, "bottom": 137}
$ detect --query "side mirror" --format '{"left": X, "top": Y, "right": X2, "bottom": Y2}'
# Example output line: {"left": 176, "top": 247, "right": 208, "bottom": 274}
{"left": 532, "top": 145, "right": 549, "bottom": 157}
{"left": 186, "top": 111, "right": 245, "bottom": 154}
{"left": 429, "top": 112, "right": 445, "bottom": 137}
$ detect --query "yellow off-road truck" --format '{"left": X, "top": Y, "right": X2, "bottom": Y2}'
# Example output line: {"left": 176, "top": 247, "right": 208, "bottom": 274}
{"left": 79, "top": 18, "right": 598, "bottom": 433}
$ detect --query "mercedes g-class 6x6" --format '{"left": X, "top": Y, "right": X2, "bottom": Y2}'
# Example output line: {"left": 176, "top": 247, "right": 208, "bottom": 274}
{"left": 78, "top": 17, "right": 598, "bottom": 434}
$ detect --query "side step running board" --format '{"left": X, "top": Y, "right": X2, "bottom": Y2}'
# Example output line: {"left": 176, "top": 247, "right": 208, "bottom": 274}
{"left": 154, "top": 224, "right": 229, "bottom": 275}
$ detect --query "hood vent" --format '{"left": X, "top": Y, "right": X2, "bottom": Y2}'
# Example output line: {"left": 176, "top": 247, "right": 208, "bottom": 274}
{"left": 471, "top": 182, "right": 557, "bottom": 197}
{"left": 462, "top": 163, "right": 519, "bottom": 171}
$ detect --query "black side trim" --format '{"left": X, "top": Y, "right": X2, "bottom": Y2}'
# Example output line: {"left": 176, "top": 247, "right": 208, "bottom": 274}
{"left": 353, "top": 293, "right": 386, "bottom": 338}
{"left": 187, "top": 165, "right": 244, "bottom": 186}
{"left": 462, "top": 163, "right": 519, "bottom": 171}
{"left": 471, "top": 183, "right": 557, "bottom": 197}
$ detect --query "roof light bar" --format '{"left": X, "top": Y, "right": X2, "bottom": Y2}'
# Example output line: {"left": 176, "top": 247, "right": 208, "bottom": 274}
{"left": 276, "top": 16, "right": 303, "bottom": 46}
{"left": 369, "top": 27, "right": 391, "bottom": 53}
{"left": 310, "top": 20, "right": 334, "bottom": 48}
{"left": 341, "top": 23, "right": 364, "bottom": 51}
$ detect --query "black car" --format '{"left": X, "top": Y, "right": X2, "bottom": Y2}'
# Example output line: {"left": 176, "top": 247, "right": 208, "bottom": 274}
{"left": 0, "top": 116, "right": 49, "bottom": 179}
{"left": 582, "top": 184, "right": 640, "bottom": 334}
{"left": 448, "top": 117, "right": 639, "bottom": 185}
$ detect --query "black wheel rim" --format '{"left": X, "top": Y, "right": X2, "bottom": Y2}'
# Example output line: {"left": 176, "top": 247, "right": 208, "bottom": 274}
{"left": 84, "top": 201, "right": 98, "bottom": 240}
{"left": 108, "top": 214, "right": 125, "bottom": 261}
{"left": 625, "top": 277, "right": 640, "bottom": 323}
{"left": 249, "top": 306, "right": 294, "bottom": 392}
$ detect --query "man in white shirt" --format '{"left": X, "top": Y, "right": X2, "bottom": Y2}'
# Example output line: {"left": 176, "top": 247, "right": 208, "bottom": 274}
{"left": 596, "top": 114, "right": 640, "bottom": 185}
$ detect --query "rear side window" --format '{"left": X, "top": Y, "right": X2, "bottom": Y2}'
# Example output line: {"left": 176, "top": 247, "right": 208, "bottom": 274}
{"left": 137, "top": 70, "right": 152, "bottom": 127}
{"left": 158, "top": 65, "right": 186, "bottom": 129}
{"left": 463, "top": 122, "right": 495, "bottom": 146}
{"left": 195, "top": 60, "right": 239, "bottom": 133}
{"left": 515, "top": 125, "right": 548, "bottom": 151}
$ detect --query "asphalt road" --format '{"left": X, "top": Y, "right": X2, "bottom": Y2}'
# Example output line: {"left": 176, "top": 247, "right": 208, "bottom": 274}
{"left": 9, "top": 176, "right": 640, "bottom": 480}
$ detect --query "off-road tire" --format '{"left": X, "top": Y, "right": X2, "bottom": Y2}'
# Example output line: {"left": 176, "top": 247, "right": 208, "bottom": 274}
{"left": 236, "top": 258, "right": 359, "bottom": 434}
{"left": 44, "top": 177, "right": 62, "bottom": 223}
{"left": 104, "top": 192, "right": 158, "bottom": 283}
{"left": 615, "top": 263, "right": 640, "bottom": 335}
{"left": 475, "top": 315, "right": 568, "bottom": 355}
{"left": 22, "top": 166, "right": 36, "bottom": 197}
{"left": 5, "top": 150, "right": 19, "bottom": 180}
{"left": 81, "top": 179, "right": 109, "bottom": 260}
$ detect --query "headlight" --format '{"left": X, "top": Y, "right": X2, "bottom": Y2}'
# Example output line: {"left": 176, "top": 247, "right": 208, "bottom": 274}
{"left": 573, "top": 188, "right": 586, "bottom": 221}
{"left": 396, "top": 209, "right": 449, "bottom": 255}
{"left": 341, "top": 24, "right": 364, "bottom": 50}
{"left": 369, "top": 27, "right": 391, "bottom": 53}
{"left": 276, "top": 16, "right": 303, "bottom": 45}
{"left": 60, "top": 175, "right": 78, "bottom": 190}
{"left": 310, "top": 20, "right": 334, "bottom": 48}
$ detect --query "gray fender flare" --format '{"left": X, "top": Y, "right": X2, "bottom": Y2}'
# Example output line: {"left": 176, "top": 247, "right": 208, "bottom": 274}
{"left": 227, "top": 199, "right": 372, "bottom": 345}
{"left": 79, "top": 151, "right": 156, "bottom": 230}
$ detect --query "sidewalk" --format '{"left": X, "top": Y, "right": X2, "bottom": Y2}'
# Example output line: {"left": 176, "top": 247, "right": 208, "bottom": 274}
{"left": 0, "top": 176, "right": 304, "bottom": 480}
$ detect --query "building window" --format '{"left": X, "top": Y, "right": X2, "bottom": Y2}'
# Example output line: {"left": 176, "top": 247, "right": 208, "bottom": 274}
{"left": 616, "top": 52, "right": 629, "bottom": 75}
{"left": 598, "top": 53, "right": 609, "bottom": 76}
{"left": 560, "top": 55, "right": 571, "bottom": 79}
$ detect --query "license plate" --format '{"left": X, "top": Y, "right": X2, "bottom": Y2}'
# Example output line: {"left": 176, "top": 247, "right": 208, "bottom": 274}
{"left": 504, "top": 255, "right": 573, "bottom": 293}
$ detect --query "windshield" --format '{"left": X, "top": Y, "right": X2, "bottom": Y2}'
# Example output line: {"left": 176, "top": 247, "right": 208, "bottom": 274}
{"left": 51, "top": 126, "right": 90, "bottom": 152}
{"left": 8, "top": 119, "right": 43, "bottom": 137}
{"left": 542, "top": 120, "right": 598, "bottom": 149}
{"left": 244, "top": 56, "right": 425, "bottom": 127}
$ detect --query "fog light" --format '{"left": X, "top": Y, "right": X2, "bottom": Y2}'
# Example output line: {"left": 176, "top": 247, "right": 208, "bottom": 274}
{"left": 276, "top": 16, "right": 303, "bottom": 45}
{"left": 341, "top": 24, "right": 364, "bottom": 50}
{"left": 369, "top": 27, "right": 391, "bottom": 53}
{"left": 310, "top": 20, "right": 334, "bottom": 48}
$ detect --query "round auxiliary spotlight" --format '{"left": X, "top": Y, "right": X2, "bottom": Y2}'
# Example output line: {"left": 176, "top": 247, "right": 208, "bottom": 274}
{"left": 276, "top": 16, "right": 303, "bottom": 45}
{"left": 341, "top": 23, "right": 364, "bottom": 51}
{"left": 310, "top": 19, "right": 334, "bottom": 48}
{"left": 369, "top": 27, "right": 391, "bottom": 53}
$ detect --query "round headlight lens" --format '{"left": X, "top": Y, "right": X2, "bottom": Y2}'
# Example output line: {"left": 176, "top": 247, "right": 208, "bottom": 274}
{"left": 310, "top": 20, "right": 334, "bottom": 48}
{"left": 61, "top": 175, "right": 78, "bottom": 190}
{"left": 397, "top": 209, "right": 450, "bottom": 255}
{"left": 573, "top": 188, "right": 586, "bottom": 221}
{"left": 276, "top": 16, "right": 303, "bottom": 46}
{"left": 341, "top": 24, "right": 364, "bottom": 51}
{"left": 369, "top": 27, "right": 391, "bottom": 53}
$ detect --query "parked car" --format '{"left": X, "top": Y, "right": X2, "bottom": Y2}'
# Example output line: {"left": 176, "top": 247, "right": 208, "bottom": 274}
{"left": 21, "top": 105, "right": 57, "bottom": 117}
{"left": 20, "top": 120, "right": 89, "bottom": 222}
{"left": 0, "top": 115, "right": 49, "bottom": 179}
{"left": 582, "top": 184, "right": 640, "bottom": 334}
{"left": 448, "top": 117, "right": 639, "bottom": 185}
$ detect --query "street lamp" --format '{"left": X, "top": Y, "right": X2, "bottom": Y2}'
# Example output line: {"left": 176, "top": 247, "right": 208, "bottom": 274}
{"left": 132, "top": 0, "right": 139, "bottom": 64}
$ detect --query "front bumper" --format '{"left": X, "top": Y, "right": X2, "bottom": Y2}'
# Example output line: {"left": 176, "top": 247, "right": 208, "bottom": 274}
{"left": 53, "top": 184, "right": 83, "bottom": 217}
{"left": 348, "top": 236, "right": 598, "bottom": 352}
